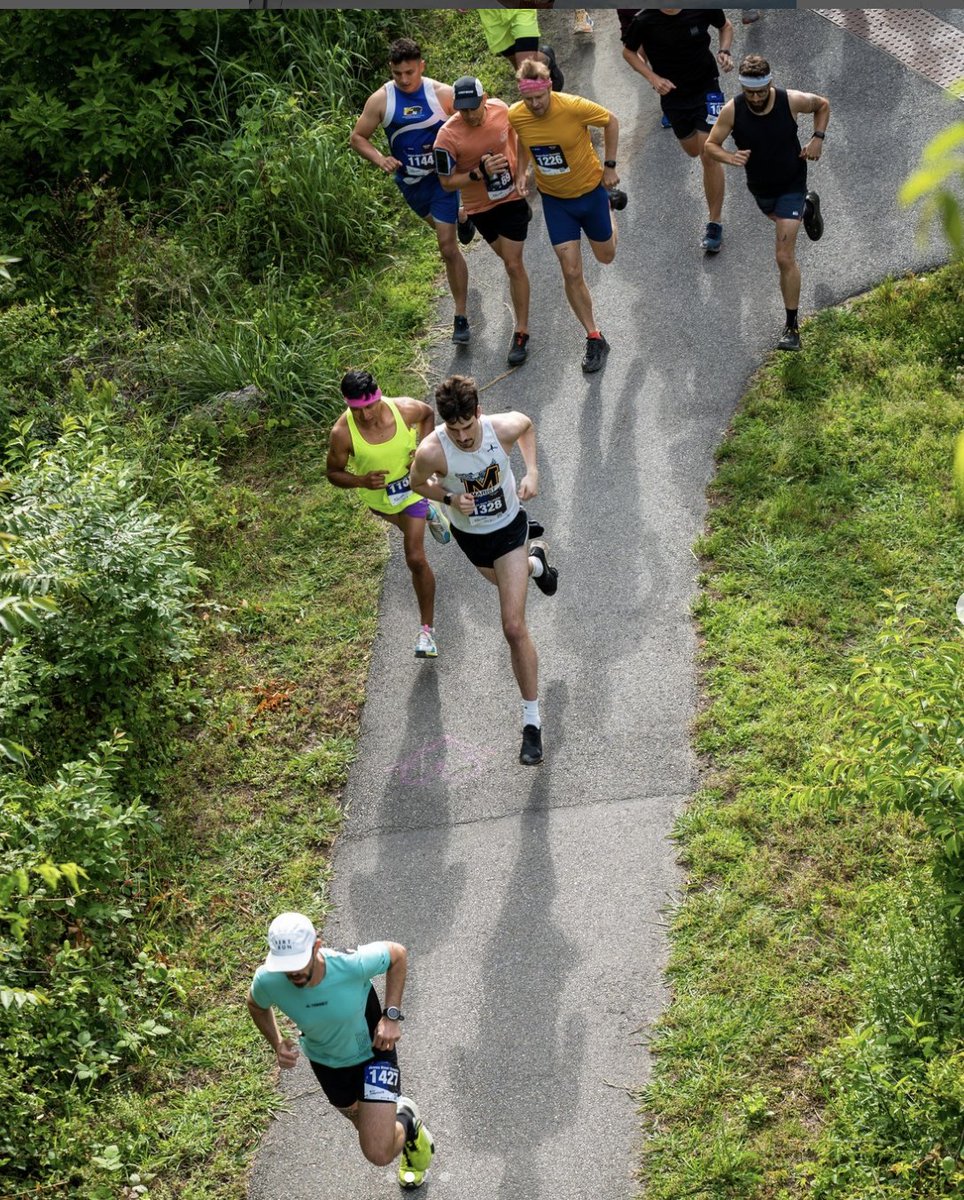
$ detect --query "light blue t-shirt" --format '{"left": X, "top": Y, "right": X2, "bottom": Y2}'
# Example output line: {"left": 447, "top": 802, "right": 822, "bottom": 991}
{"left": 251, "top": 942, "right": 391, "bottom": 1067}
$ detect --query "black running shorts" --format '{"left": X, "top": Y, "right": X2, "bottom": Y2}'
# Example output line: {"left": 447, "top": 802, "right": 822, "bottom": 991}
{"left": 469, "top": 198, "right": 531, "bottom": 246}
{"left": 451, "top": 507, "right": 529, "bottom": 569}
{"left": 309, "top": 1048, "right": 401, "bottom": 1109}
{"left": 663, "top": 91, "right": 715, "bottom": 141}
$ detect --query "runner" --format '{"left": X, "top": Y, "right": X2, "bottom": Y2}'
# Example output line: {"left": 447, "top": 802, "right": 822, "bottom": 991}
{"left": 246, "top": 912, "right": 436, "bottom": 1190}
{"left": 409, "top": 374, "right": 558, "bottom": 766}
{"left": 350, "top": 38, "right": 470, "bottom": 345}
{"left": 620, "top": 9, "right": 734, "bottom": 252}
{"left": 477, "top": 8, "right": 565, "bottom": 88}
{"left": 508, "top": 59, "right": 621, "bottom": 373}
{"left": 704, "top": 53, "right": 829, "bottom": 350}
{"left": 434, "top": 77, "right": 533, "bottom": 368}
{"left": 326, "top": 370, "right": 444, "bottom": 660}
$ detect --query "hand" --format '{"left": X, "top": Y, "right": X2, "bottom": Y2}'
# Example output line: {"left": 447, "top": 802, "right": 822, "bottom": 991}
{"left": 517, "top": 472, "right": 538, "bottom": 502}
{"left": 515, "top": 173, "right": 529, "bottom": 198}
{"left": 800, "top": 138, "right": 823, "bottom": 161}
{"left": 717, "top": 49, "right": 734, "bottom": 72}
{"left": 276, "top": 1038, "right": 299, "bottom": 1070}
{"left": 361, "top": 470, "right": 388, "bottom": 489}
{"left": 379, "top": 154, "right": 402, "bottom": 173}
{"left": 731, "top": 149, "right": 751, "bottom": 167}
{"left": 482, "top": 152, "right": 508, "bottom": 174}
{"left": 602, "top": 166, "right": 619, "bottom": 188}
{"left": 373, "top": 1017, "right": 402, "bottom": 1051}
{"left": 453, "top": 493, "right": 475, "bottom": 516}
{"left": 651, "top": 75, "right": 676, "bottom": 97}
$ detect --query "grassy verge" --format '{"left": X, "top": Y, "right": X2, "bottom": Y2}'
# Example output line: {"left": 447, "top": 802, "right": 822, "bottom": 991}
{"left": 641, "top": 265, "right": 964, "bottom": 1199}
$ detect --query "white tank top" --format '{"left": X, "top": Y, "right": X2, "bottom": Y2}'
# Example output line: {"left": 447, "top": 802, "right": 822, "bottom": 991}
{"left": 437, "top": 416, "right": 520, "bottom": 533}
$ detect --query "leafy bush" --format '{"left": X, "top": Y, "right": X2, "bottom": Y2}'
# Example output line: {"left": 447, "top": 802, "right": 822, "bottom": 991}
{"left": 0, "top": 401, "right": 203, "bottom": 777}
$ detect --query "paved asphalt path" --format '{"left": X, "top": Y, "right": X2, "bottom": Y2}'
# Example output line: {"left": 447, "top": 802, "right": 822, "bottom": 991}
{"left": 248, "top": 10, "right": 958, "bottom": 1199}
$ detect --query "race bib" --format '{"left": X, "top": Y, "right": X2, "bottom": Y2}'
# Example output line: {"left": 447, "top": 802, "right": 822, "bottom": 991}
{"left": 469, "top": 488, "right": 507, "bottom": 525}
{"left": 385, "top": 474, "right": 412, "bottom": 506}
{"left": 531, "top": 144, "right": 570, "bottom": 175}
{"left": 486, "top": 165, "right": 514, "bottom": 201}
{"left": 403, "top": 146, "right": 435, "bottom": 177}
{"left": 363, "top": 1059, "right": 400, "bottom": 1102}
{"left": 705, "top": 91, "right": 724, "bottom": 126}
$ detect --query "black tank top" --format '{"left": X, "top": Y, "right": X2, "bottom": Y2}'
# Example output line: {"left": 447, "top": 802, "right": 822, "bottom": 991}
{"left": 732, "top": 88, "right": 806, "bottom": 198}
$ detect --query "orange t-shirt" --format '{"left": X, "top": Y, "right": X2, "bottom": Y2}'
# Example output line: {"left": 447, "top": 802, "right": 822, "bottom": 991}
{"left": 434, "top": 99, "right": 521, "bottom": 215}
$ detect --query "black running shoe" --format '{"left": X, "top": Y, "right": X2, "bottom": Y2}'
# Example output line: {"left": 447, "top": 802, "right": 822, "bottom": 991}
{"left": 778, "top": 325, "right": 801, "bottom": 351}
{"left": 452, "top": 315, "right": 470, "bottom": 344}
{"left": 528, "top": 537, "right": 558, "bottom": 596}
{"left": 527, "top": 519, "right": 544, "bottom": 540}
{"left": 540, "top": 43, "right": 564, "bottom": 92}
{"left": 581, "top": 334, "right": 610, "bottom": 374}
{"left": 457, "top": 217, "right": 476, "bottom": 245}
{"left": 803, "top": 191, "right": 823, "bottom": 241}
{"left": 507, "top": 331, "right": 529, "bottom": 367}
{"left": 520, "top": 724, "right": 543, "bottom": 766}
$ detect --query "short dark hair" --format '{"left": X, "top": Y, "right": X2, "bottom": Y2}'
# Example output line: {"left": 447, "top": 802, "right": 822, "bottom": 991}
{"left": 389, "top": 37, "right": 422, "bottom": 65}
{"left": 341, "top": 369, "right": 377, "bottom": 400}
{"left": 739, "top": 54, "right": 771, "bottom": 80}
{"left": 435, "top": 375, "right": 479, "bottom": 423}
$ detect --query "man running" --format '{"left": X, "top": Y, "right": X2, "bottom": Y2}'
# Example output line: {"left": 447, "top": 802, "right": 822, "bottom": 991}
{"left": 704, "top": 54, "right": 829, "bottom": 350}
{"left": 326, "top": 369, "right": 443, "bottom": 660}
{"left": 434, "top": 77, "right": 533, "bottom": 369}
{"left": 247, "top": 912, "right": 435, "bottom": 1190}
{"left": 350, "top": 38, "right": 470, "bottom": 345}
{"left": 477, "top": 8, "right": 565, "bottom": 88}
{"left": 508, "top": 59, "right": 620, "bottom": 374}
{"left": 409, "top": 374, "right": 558, "bottom": 766}
{"left": 621, "top": 9, "right": 734, "bottom": 252}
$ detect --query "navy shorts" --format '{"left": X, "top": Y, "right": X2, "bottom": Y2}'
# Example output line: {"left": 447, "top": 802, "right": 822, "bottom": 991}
{"left": 309, "top": 1050, "right": 401, "bottom": 1110}
{"left": 396, "top": 174, "right": 459, "bottom": 224}
{"left": 452, "top": 508, "right": 529, "bottom": 569}
{"left": 753, "top": 191, "right": 806, "bottom": 221}
{"left": 541, "top": 184, "right": 613, "bottom": 247}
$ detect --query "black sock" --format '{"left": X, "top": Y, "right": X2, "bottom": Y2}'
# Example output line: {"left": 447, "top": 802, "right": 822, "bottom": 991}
{"left": 398, "top": 1110, "right": 417, "bottom": 1143}
{"left": 785, "top": 309, "right": 798, "bottom": 329}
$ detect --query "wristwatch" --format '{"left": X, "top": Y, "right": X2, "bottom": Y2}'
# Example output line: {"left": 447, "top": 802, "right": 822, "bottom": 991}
{"left": 468, "top": 168, "right": 482, "bottom": 181}
{"left": 442, "top": 493, "right": 453, "bottom": 506}
{"left": 604, "top": 159, "right": 617, "bottom": 169}
{"left": 383, "top": 1006, "right": 404, "bottom": 1022}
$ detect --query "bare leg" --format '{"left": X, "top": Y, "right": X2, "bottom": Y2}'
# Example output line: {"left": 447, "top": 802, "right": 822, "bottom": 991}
{"left": 678, "top": 130, "right": 724, "bottom": 222}
{"left": 492, "top": 546, "right": 538, "bottom": 701}
{"left": 338, "top": 1101, "right": 405, "bottom": 1167}
{"left": 491, "top": 235, "right": 530, "bottom": 332}
{"left": 772, "top": 216, "right": 803, "bottom": 309}
{"left": 553, "top": 240, "right": 598, "bottom": 334}
{"left": 430, "top": 218, "right": 468, "bottom": 317}
{"left": 377, "top": 511, "right": 435, "bottom": 627}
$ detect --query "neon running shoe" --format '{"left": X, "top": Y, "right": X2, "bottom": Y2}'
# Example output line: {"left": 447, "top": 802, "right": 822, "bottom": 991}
{"left": 777, "top": 325, "right": 801, "bottom": 352}
{"left": 520, "top": 724, "right": 544, "bottom": 766}
{"left": 803, "top": 191, "right": 823, "bottom": 241}
{"left": 397, "top": 1096, "right": 435, "bottom": 1189}
{"left": 528, "top": 538, "right": 558, "bottom": 597}
{"left": 573, "top": 9, "right": 594, "bottom": 33}
{"left": 581, "top": 334, "right": 610, "bottom": 374}
{"left": 701, "top": 222, "right": 723, "bottom": 253}
{"left": 452, "top": 315, "right": 470, "bottom": 345}
{"left": 414, "top": 627, "right": 438, "bottom": 659}
{"left": 426, "top": 502, "right": 451, "bottom": 545}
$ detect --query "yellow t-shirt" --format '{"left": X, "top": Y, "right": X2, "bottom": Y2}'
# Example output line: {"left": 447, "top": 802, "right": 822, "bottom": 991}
{"left": 508, "top": 92, "right": 611, "bottom": 199}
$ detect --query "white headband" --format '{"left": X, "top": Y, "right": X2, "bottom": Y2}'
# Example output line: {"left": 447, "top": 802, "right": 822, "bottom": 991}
{"left": 739, "top": 73, "right": 772, "bottom": 88}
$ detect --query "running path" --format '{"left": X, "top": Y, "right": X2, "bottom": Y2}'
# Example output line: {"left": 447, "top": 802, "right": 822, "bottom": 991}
{"left": 248, "top": 11, "right": 958, "bottom": 1199}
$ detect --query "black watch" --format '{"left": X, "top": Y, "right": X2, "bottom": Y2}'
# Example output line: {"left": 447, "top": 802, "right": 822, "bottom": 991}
{"left": 383, "top": 1006, "right": 404, "bottom": 1022}
{"left": 469, "top": 168, "right": 482, "bottom": 182}
{"left": 604, "top": 159, "right": 617, "bottom": 169}
{"left": 442, "top": 493, "right": 453, "bottom": 506}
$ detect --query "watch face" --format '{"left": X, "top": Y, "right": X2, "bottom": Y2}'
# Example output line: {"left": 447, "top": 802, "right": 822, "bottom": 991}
{"left": 385, "top": 1006, "right": 401, "bottom": 1020}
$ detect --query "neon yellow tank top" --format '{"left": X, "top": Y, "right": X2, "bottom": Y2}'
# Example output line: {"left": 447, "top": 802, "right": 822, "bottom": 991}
{"left": 346, "top": 399, "right": 418, "bottom": 515}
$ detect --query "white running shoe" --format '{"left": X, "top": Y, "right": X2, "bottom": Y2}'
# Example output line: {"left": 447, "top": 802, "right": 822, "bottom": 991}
{"left": 415, "top": 628, "right": 438, "bottom": 659}
{"left": 426, "top": 502, "right": 451, "bottom": 545}
{"left": 573, "top": 9, "right": 594, "bottom": 33}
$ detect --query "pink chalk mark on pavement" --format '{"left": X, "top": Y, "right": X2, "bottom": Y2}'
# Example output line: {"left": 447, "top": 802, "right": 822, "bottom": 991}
{"left": 389, "top": 734, "right": 497, "bottom": 787}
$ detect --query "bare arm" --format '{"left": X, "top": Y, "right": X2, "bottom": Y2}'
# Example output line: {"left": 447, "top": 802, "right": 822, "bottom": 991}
{"left": 247, "top": 993, "right": 300, "bottom": 1070}
{"left": 789, "top": 90, "right": 830, "bottom": 160}
{"left": 493, "top": 411, "right": 538, "bottom": 501}
{"left": 326, "top": 420, "right": 387, "bottom": 490}
{"left": 704, "top": 100, "right": 748, "bottom": 166}
{"left": 349, "top": 88, "right": 400, "bottom": 173}
{"left": 514, "top": 137, "right": 532, "bottom": 197}
{"left": 621, "top": 43, "right": 673, "bottom": 94}
{"left": 716, "top": 18, "right": 734, "bottom": 72}
{"left": 372, "top": 941, "right": 408, "bottom": 1052}
{"left": 601, "top": 114, "right": 619, "bottom": 187}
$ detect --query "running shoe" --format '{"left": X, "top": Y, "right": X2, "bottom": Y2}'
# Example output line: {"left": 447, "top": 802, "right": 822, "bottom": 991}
{"left": 426, "top": 502, "right": 451, "bottom": 545}
{"left": 803, "top": 191, "right": 823, "bottom": 241}
{"left": 452, "top": 315, "right": 470, "bottom": 345}
{"left": 507, "top": 331, "right": 530, "bottom": 367}
{"left": 528, "top": 538, "right": 558, "bottom": 596}
{"left": 701, "top": 222, "right": 723, "bottom": 253}
{"left": 397, "top": 1096, "right": 435, "bottom": 1189}
{"left": 573, "top": 9, "right": 594, "bottom": 33}
{"left": 540, "top": 44, "right": 564, "bottom": 92}
{"left": 742, "top": 9, "right": 760, "bottom": 22}
{"left": 457, "top": 217, "right": 476, "bottom": 245}
{"left": 520, "top": 724, "right": 544, "bottom": 766}
{"left": 415, "top": 627, "right": 438, "bottom": 659}
{"left": 581, "top": 334, "right": 610, "bottom": 374}
{"left": 777, "top": 325, "right": 801, "bottom": 352}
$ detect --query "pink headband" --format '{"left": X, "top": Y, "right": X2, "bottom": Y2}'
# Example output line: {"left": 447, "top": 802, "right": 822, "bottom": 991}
{"left": 518, "top": 77, "right": 551, "bottom": 95}
{"left": 344, "top": 387, "right": 381, "bottom": 409}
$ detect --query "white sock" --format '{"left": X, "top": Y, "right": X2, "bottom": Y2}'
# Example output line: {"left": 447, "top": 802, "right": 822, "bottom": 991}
{"left": 529, "top": 554, "right": 544, "bottom": 579}
{"left": 522, "top": 698, "right": 541, "bottom": 729}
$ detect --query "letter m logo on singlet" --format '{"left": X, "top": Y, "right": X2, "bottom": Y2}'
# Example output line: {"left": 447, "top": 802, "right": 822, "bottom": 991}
{"left": 460, "top": 463, "right": 500, "bottom": 493}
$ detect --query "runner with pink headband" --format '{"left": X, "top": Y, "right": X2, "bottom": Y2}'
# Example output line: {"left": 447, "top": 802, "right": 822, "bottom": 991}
{"left": 327, "top": 369, "right": 450, "bottom": 661}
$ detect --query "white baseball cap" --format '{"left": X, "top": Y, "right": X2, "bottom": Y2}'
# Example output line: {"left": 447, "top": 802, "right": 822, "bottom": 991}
{"left": 264, "top": 911, "right": 316, "bottom": 972}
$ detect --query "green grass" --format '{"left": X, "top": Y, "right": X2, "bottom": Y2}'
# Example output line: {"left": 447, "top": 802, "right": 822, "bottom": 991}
{"left": 641, "top": 264, "right": 964, "bottom": 1200}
